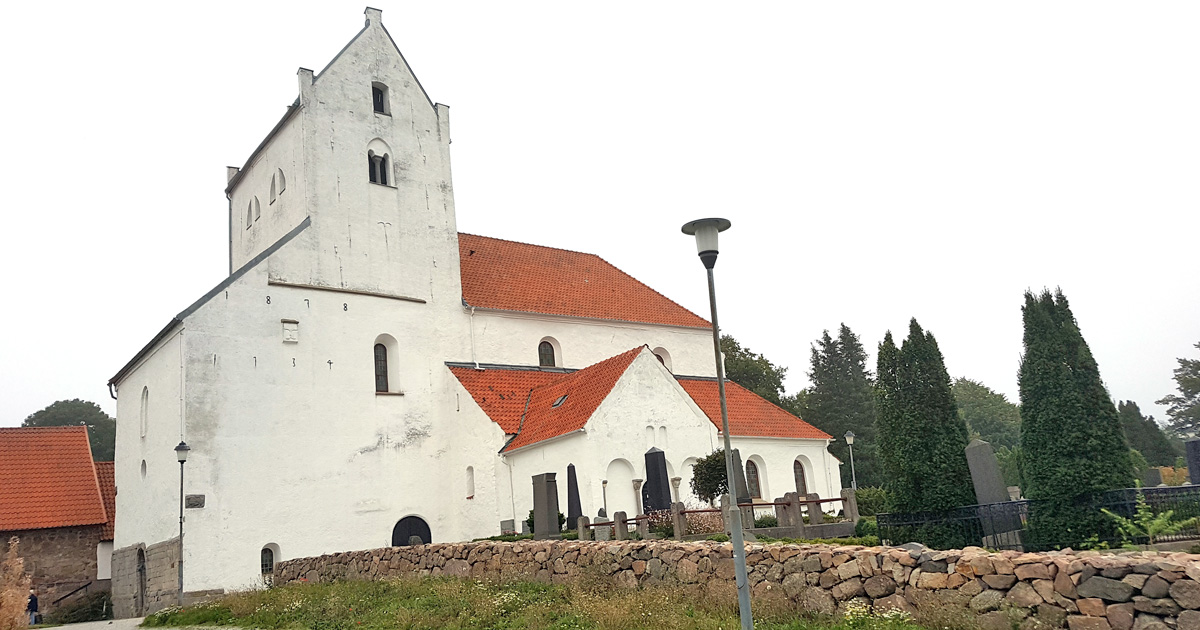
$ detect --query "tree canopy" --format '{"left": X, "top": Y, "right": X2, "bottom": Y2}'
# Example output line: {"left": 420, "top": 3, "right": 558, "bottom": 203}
{"left": 1118, "top": 400, "right": 1180, "bottom": 467}
{"left": 689, "top": 450, "right": 728, "bottom": 505}
{"left": 719, "top": 335, "right": 787, "bottom": 405}
{"left": 803, "top": 324, "right": 880, "bottom": 487}
{"left": 22, "top": 399, "right": 116, "bottom": 461}
{"left": 1158, "top": 342, "right": 1200, "bottom": 438}
{"left": 875, "top": 319, "right": 976, "bottom": 513}
{"left": 952, "top": 378, "right": 1021, "bottom": 449}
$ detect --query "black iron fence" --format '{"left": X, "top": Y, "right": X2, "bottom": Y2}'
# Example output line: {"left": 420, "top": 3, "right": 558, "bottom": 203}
{"left": 877, "top": 485, "right": 1200, "bottom": 551}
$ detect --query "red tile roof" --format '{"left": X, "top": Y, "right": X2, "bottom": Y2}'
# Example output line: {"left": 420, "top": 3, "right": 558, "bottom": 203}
{"left": 450, "top": 350, "right": 830, "bottom": 449}
{"left": 94, "top": 461, "right": 116, "bottom": 541}
{"left": 458, "top": 233, "right": 710, "bottom": 329}
{"left": 0, "top": 427, "right": 108, "bottom": 532}
{"left": 676, "top": 378, "right": 832, "bottom": 440}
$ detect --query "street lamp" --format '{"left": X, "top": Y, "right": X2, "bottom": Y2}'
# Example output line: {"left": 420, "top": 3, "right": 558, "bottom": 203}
{"left": 844, "top": 431, "right": 857, "bottom": 491}
{"left": 681, "top": 217, "right": 752, "bottom": 630}
{"left": 174, "top": 441, "right": 190, "bottom": 607}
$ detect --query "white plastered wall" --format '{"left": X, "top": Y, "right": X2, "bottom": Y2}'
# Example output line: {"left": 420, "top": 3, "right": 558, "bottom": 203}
{"left": 229, "top": 113, "right": 304, "bottom": 271}
{"left": 728, "top": 436, "right": 843, "bottom": 506}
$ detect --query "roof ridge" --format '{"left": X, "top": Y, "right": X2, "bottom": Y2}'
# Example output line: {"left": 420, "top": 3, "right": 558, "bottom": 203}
{"left": 458, "top": 232, "right": 601, "bottom": 259}
{"left": 528, "top": 345, "right": 646, "bottom": 395}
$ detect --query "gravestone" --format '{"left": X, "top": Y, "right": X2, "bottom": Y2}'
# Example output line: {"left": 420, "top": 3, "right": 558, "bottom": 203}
{"left": 565, "top": 464, "right": 582, "bottom": 529}
{"left": 965, "top": 439, "right": 1022, "bottom": 547}
{"left": 499, "top": 519, "right": 515, "bottom": 534}
{"left": 1143, "top": 467, "right": 1164, "bottom": 488}
{"left": 642, "top": 448, "right": 672, "bottom": 512}
{"left": 531, "top": 472, "right": 561, "bottom": 540}
{"left": 965, "top": 439, "right": 1009, "bottom": 505}
{"left": 731, "top": 449, "right": 751, "bottom": 505}
{"left": 1188, "top": 440, "right": 1200, "bottom": 485}
{"left": 594, "top": 511, "right": 612, "bottom": 541}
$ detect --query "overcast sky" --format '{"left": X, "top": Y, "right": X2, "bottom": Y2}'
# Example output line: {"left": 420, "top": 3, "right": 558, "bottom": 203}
{"left": 1, "top": 1, "right": 1197, "bottom": 429}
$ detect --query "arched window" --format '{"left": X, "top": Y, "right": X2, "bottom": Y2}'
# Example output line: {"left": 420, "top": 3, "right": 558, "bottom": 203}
{"left": 374, "top": 343, "right": 388, "bottom": 393}
{"left": 651, "top": 347, "right": 672, "bottom": 372}
{"left": 253, "top": 196, "right": 261, "bottom": 221}
{"left": 538, "top": 341, "right": 555, "bottom": 367}
{"left": 260, "top": 546, "right": 275, "bottom": 583}
{"left": 246, "top": 201, "right": 253, "bottom": 229}
{"left": 139, "top": 386, "right": 149, "bottom": 438}
{"left": 745, "top": 460, "right": 762, "bottom": 499}
{"left": 271, "top": 169, "right": 286, "bottom": 203}
{"left": 794, "top": 460, "right": 808, "bottom": 496}
{"left": 372, "top": 82, "right": 390, "bottom": 115}
{"left": 368, "top": 150, "right": 390, "bottom": 185}
{"left": 465, "top": 466, "right": 475, "bottom": 499}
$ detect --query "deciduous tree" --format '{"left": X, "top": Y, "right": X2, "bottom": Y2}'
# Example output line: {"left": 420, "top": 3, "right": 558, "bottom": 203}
{"left": 22, "top": 399, "right": 115, "bottom": 461}
{"left": 719, "top": 335, "right": 786, "bottom": 405}
{"left": 689, "top": 450, "right": 729, "bottom": 505}
{"left": 952, "top": 378, "right": 1020, "bottom": 449}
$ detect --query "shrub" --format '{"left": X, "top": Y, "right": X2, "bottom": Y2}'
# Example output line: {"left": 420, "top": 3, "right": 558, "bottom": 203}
{"left": 854, "top": 487, "right": 893, "bottom": 516}
{"left": 707, "top": 533, "right": 730, "bottom": 542}
{"left": 753, "top": 514, "right": 778, "bottom": 528}
{"left": 855, "top": 516, "right": 879, "bottom": 538}
{"left": 646, "top": 510, "right": 673, "bottom": 538}
{"left": 1, "top": 537, "right": 31, "bottom": 630}
{"left": 525, "top": 510, "right": 566, "bottom": 534}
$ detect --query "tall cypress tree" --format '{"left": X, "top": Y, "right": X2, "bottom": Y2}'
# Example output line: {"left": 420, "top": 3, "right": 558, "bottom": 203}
{"left": 875, "top": 319, "right": 976, "bottom": 513}
{"left": 1019, "top": 289, "right": 1133, "bottom": 547}
{"left": 805, "top": 324, "right": 879, "bottom": 487}
{"left": 1118, "top": 400, "right": 1179, "bottom": 467}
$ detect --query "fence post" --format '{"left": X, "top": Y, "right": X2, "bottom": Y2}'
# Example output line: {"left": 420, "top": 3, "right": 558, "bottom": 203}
{"left": 614, "top": 511, "right": 629, "bottom": 540}
{"left": 841, "top": 488, "right": 860, "bottom": 523}
{"left": 671, "top": 502, "right": 686, "bottom": 541}
{"left": 636, "top": 516, "right": 650, "bottom": 539}
{"left": 785, "top": 492, "right": 806, "bottom": 538}
{"left": 806, "top": 493, "right": 826, "bottom": 524}
{"left": 774, "top": 496, "right": 789, "bottom": 527}
{"left": 577, "top": 515, "right": 591, "bottom": 541}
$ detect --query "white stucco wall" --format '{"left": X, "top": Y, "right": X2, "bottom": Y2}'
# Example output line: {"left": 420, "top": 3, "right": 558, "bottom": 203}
{"left": 728, "top": 436, "right": 842, "bottom": 505}
{"left": 468, "top": 309, "right": 717, "bottom": 378}
{"left": 229, "top": 112, "right": 304, "bottom": 272}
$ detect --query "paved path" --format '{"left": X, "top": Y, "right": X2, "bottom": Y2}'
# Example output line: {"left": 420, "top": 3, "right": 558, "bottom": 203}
{"left": 55, "top": 618, "right": 143, "bottom": 630}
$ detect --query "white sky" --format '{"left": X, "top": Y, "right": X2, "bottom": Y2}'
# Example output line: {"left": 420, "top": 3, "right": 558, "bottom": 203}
{"left": 1, "top": 2, "right": 1197, "bottom": 428}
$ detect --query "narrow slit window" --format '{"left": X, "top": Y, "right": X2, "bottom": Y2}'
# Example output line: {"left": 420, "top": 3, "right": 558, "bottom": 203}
{"left": 374, "top": 343, "right": 388, "bottom": 392}
{"left": 746, "top": 460, "right": 761, "bottom": 499}
{"left": 538, "top": 341, "right": 555, "bottom": 367}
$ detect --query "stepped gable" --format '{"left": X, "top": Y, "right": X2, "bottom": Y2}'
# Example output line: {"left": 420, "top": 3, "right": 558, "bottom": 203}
{"left": 0, "top": 426, "right": 107, "bottom": 531}
{"left": 458, "top": 233, "right": 710, "bottom": 329}
{"left": 676, "top": 377, "right": 831, "bottom": 440}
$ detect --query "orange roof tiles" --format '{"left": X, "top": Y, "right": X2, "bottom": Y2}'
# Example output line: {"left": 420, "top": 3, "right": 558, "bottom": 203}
{"left": 459, "top": 233, "right": 710, "bottom": 329}
{"left": 94, "top": 461, "right": 116, "bottom": 541}
{"left": 676, "top": 378, "right": 832, "bottom": 440}
{"left": 0, "top": 427, "right": 107, "bottom": 532}
{"left": 450, "top": 350, "right": 830, "bottom": 450}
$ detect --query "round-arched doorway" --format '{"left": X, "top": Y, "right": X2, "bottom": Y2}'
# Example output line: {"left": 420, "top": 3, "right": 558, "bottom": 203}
{"left": 391, "top": 516, "right": 431, "bottom": 546}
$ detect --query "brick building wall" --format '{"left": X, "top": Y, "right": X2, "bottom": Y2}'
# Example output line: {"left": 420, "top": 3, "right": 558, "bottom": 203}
{"left": 4, "top": 525, "right": 104, "bottom": 614}
{"left": 111, "top": 537, "right": 181, "bottom": 618}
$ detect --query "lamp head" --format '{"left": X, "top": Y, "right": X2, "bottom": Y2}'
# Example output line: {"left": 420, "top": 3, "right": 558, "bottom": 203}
{"left": 843, "top": 430, "right": 855, "bottom": 446}
{"left": 681, "top": 218, "right": 731, "bottom": 269}
{"left": 175, "top": 441, "right": 191, "bottom": 463}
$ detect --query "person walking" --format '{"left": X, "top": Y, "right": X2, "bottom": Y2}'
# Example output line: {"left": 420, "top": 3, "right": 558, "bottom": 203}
{"left": 26, "top": 589, "right": 38, "bottom": 625}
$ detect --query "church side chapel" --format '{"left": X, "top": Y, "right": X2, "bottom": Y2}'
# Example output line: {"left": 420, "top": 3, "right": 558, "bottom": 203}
{"left": 107, "top": 8, "right": 841, "bottom": 617}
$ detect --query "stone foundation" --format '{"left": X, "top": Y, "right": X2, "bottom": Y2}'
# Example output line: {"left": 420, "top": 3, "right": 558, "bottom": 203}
{"left": 278, "top": 541, "right": 1200, "bottom": 629}
{"left": 4, "top": 525, "right": 104, "bottom": 614}
{"left": 111, "top": 537, "right": 181, "bottom": 619}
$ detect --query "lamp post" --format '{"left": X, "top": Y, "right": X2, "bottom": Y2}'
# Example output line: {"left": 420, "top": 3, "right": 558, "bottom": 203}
{"left": 682, "top": 217, "right": 752, "bottom": 630}
{"left": 601, "top": 479, "right": 608, "bottom": 517}
{"left": 174, "top": 441, "right": 190, "bottom": 607}
{"left": 844, "top": 431, "right": 857, "bottom": 491}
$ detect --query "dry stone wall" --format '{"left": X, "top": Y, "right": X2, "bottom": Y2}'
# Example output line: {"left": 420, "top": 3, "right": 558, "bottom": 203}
{"left": 278, "top": 541, "right": 1200, "bottom": 630}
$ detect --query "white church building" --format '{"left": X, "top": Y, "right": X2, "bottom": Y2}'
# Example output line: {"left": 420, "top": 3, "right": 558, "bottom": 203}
{"left": 107, "top": 8, "right": 841, "bottom": 617}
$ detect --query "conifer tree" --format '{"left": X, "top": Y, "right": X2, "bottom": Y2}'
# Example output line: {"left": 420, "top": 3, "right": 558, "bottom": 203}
{"left": 1158, "top": 342, "right": 1200, "bottom": 438}
{"left": 1118, "top": 400, "right": 1180, "bottom": 467}
{"left": 875, "top": 319, "right": 976, "bottom": 513}
{"left": 805, "top": 324, "right": 879, "bottom": 487}
{"left": 1019, "top": 289, "right": 1133, "bottom": 546}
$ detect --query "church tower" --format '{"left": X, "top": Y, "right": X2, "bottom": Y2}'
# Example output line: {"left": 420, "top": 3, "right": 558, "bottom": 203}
{"left": 225, "top": 7, "right": 460, "bottom": 305}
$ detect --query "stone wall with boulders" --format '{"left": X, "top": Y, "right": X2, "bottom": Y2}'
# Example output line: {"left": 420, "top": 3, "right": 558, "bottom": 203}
{"left": 277, "top": 541, "right": 1200, "bottom": 630}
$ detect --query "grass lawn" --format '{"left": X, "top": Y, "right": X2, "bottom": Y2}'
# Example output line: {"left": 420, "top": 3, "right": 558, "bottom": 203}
{"left": 141, "top": 577, "right": 931, "bottom": 630}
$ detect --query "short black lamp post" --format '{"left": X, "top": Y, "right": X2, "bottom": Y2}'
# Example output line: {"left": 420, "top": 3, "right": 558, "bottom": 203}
{"left": 681, "top": 217, "right": 752, "bottom": 630}
{"left": 175, "top": 441, "right": 190, "bottom": 607}
{"left": 844, "top": 431, "right": 857, "bottom": 491}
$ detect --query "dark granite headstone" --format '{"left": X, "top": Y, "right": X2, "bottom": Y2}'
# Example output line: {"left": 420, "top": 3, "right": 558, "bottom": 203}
{"left": 1188, "top": 440, "right": 1200, "bottom": 485}
{"left": 642, "top": 448, "right": 672, "bottom": 512}
{"left": 1143, "top": 467, "right": 1164, "bottom": 488}
{"left": 532, "top": 472, "right": 561, "bottom": 540}
{"left": 965, "top": 439, "right": 1008, "bottom": 505}
{"left": 731, "top": 449, "right": 751, "bottom": 505}
{"left": 566, "top": 464, "right": 582, "bottom": 529}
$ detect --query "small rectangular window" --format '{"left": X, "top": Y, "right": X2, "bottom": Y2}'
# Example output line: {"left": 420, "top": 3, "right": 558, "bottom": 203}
{"left": 372, "top": 86, "right": 386, "bottom": 113}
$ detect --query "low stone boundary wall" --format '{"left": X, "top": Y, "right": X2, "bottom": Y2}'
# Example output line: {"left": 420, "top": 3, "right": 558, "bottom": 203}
{"left": 277, "top": 541, "right": 1200, "bottom": 630}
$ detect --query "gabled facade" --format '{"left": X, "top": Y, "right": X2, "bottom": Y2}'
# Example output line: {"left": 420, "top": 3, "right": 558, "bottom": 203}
{"left": 106, "top": 8, "right": 839, "bottom": 618}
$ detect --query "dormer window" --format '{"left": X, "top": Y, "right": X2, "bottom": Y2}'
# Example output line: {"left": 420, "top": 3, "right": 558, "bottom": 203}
{"left": 368, "top": 150, "right": 390, "bottom": 185}
{"left": 371, "top": 82, "right": 390, "bottom": 115}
